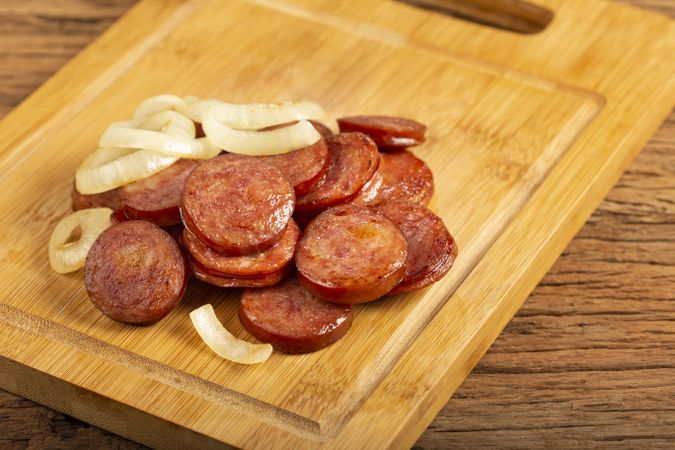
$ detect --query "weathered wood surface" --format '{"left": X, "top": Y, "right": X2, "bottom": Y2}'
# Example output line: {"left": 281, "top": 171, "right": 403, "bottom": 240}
{"left": 0, "top": 1, "right": 673, "bottom": 448}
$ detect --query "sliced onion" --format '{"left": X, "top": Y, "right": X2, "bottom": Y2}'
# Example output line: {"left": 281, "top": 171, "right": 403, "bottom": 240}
{"left": 186, "top": 99, "right": 325, "bottom": 130}
{"left": 184, "top": 99, "right": 219, "bottom": 123}
{"left": 100, "top": 111, "right": 220, "bottom": 159}
{"left": 49, "top": 208, "right": 112, "bottom": 273}
{"left": 203, "top": 111, "right": 321, "bottom": 155}
{"left": 133, "top": 94, "right": 188, "bottom": 119}
{"left": 190, "top": 304, "right": 272, "bottom": 364}
{"left": 76, "top": 147, "right": 178, "bottom": 194}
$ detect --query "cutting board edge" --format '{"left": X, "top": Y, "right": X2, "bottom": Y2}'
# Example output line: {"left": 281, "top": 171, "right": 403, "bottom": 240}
{"left": 0, "top": 354, "right": 230, "bottom": 450}
{"left": 394, "top": 106, "right": 675, "bottom": 450}
{"left": 0, "top": 303, "right": 325, "bottom": 440}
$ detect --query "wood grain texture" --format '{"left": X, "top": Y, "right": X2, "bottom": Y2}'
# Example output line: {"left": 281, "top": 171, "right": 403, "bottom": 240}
{"left": 0, "top": 2, "right": 673, "bottom": 448}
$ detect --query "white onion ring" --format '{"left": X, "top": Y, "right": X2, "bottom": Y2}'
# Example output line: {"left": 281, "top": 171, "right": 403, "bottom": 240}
{"left": 49, "top": 208, "right": 112, "bottom": 273}
{"left": 75, "top": 147, "right": 178, "bottom": 194}
{"left": 186, "top": 99, "right": 325, "bottom": 130}
{"left": 202, "top": 111, "right": 321, "bottom": 155}
{"left": 190, "top": 304, "right": 272, "bottom": 364}
{"left": 100, "top": 111, "right": 220, "bottom": 159}
{"left": 133, "top": 94, "right": 188, "bottom": 119}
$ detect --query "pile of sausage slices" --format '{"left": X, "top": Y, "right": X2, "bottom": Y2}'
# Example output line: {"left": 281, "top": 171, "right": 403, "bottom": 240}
{"left": 50, "top": 96, "right": 457, "bottom": 363}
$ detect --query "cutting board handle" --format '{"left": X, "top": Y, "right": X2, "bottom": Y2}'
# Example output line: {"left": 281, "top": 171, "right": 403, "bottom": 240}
{"left": 396, "top": 0, "right": 554, "bottom": 34}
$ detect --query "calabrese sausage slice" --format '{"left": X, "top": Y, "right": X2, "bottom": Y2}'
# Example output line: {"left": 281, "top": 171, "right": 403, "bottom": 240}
{"left": 191, "top": 260, "right": 288, "bottom": 288}
{"left": 239, "top": 276, "right": 352, "bottom": 353}
{"left": 296, "top": 132, "right": 379, "bottom": 213}
{"left": 308, "top": 120, "right": 333, "bottom": 139}
{"left": 350, "top": 167, "right": 383, "bottom": 206}
{"left": 84, "top": 220, "right": 187, "bottom": 325}
{"left": 375, "top": 201, "right": 457, "bottom": 294}
{"left": 119, "top": 159, "right": 199, "bottom": 226}
{"left": 337, "top": 115, "right": 426, "bottom": 149}
{"left": 377, "top": 150, "right": 434, "bottom": 206}
{"left": 295, "top": 204, "right": 407, "bottom": 304}
{"left": 183, "top": 220, "right": 300, "bottom": 278}
{"left": 181, "top": 154, "right": 295, "bottom": 255}
{"left": 259, "top": 120, "right": 333, "bottom": 139}
{"left": 71, "top": 182, "right": 121, "bottom": 211}
{"left": 258, "top": 138, "right": 329, "bottom": 197}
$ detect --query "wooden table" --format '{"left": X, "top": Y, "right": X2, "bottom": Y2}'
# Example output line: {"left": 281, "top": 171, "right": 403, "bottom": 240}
{"left": 1, "top": 1, "right": 673, "bottom": 448}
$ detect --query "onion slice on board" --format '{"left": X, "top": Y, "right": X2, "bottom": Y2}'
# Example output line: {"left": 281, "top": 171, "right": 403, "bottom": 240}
{"left": 99, "top": 111, "right": 219, "bottom": 160}
{"left": 186, "top": 99, "right": 325, "bottom": 130}
{"left": 202, "top": 111, "right": 321, "bottom": 155}
{"left": 190, "top": 304, "right": 272, "bottom": 364}
{"left": 133, "top": 94, "right": 188, "bottom": 119}
{"left": 75, "top": 147, "right": 179, "bottom": 194}
{"left": 49, "top": 208, "right": 112, "bottom": 273}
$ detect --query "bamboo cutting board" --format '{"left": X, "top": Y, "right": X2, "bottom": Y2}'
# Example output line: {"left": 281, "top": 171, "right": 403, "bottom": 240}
{"left": 0, "top": 0, "right": 673, "bottom": 448}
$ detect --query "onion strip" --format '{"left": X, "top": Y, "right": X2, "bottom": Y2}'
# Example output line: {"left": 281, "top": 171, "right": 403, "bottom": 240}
{"left": 203, "top": 111, "right": 321, "bottom": 155}
{"left": 186, "top": 99, "right": 325, "bottom": 130}
{"left": 75, "top": 147, "right": 178, "bottom": 194}
{"left": 133, "top": 94, "right": 188, "bottom": 119}
{"left": 100, "top": 111, "right": 219, "bottom": 160}
{"left": 49, "top": 208, "right": 112, "bottom": 273}
{"left": 190, "top": 304, "right": 272, "bottom": 364}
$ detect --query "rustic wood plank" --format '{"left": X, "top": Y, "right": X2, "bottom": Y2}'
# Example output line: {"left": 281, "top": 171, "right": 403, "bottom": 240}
{"left": 0, "top": 0, "right": 672, "bottom": 449}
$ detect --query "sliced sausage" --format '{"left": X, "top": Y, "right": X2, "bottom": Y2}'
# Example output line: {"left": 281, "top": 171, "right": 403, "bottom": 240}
{"left": 191, "top": 260, "right": 288, "bottom": 288}
{"left": 119, "top": 159, "right": 198, "bottom": 226}
{"left": 84, "top": 221, "right": 188, "bottom": 325}
{"left": 259, "top": 139, "right": 329, "bottom": 196}
{"left": 309, "top": 120, "right": 333, "bottom": 139}
{"left": 260, "top": 120, "right": 333, "bottom": 138}
{"left": 181, "top": 154, "right": 295, "bottom": 255}
{"left": 351, "top": 168, "right": 383, "bottom": 206}
{"left": 292, "top": 209, "right": 320, "bottom": 230}
{"left": 109, "top": 209, "right": 128, "bottom": 224}
{"left": 71, "top": 182, "right": 122, "bottom": 211}
{"left": 337, "top": 115, "right": 426, "bottom": 149}
{"left": 375, "top": 201, "right": 457, "bottom": 294}
{"left": 296, "top": 132, "right": 379, "bottom": 213}
{"left": 295, "top": 204, "right": 407, "bottom": 304}
{"left": 164, "top": 224, "right": 185, "bottom": 245}
{"left": 239, "top": 276, "right": 353, "bottom": 353}
{"left": 195, "top": 122, "right": 206, "bottom": 138}
{"left": 183, "top": 220, "right": 299, "bottom": 278}
{"left": 377, "top": 150, "right": 434, "bottom": 206}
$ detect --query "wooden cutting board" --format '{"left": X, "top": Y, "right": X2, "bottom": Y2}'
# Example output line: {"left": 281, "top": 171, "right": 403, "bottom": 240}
{"left": 0, "top": 0, "right": 673, "bottom": 448}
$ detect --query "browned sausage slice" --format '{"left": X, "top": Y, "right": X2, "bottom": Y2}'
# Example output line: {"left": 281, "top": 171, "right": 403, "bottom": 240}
{"left": 183, "top": 219, "right": 299, "bottom": 278}
{"left": 295, "top": 204, "right": 407, "bottom": 304}
{"left": 296, "top": 132, "right": 379, "bottom": 213}
{"left": 350, "top": 168, "right": 383, "bottom": 206}
{"left": 109, "top": 209, "right": 128, "bottom": 224}
{"left": 181, "top": 154, "right": 295, "bottom": 255}
{"left": 84, "top": 220, "right": 187, "bottom": 325}
{"left": 375, "top": 201, "right": 457, "bottom": 294}
{"left": 71, "top": 182, "right": 121, "bottom": 211}
{"left": 195, "top": 121, "right": 206, "bottom": 138}
{"left": 377, "top": 150, "right": 434, "bottom": 206}
{"left": 191, "top": 260, "right": 288, "bottom": 288}
{"left": 309, "top": 120, "right": 333, "bottom": 139}
{"left": 259, "top": 120, "right": 333, "bottom": 139}
{"left": 337, "top": 115, "right": 426, "bottom": 149}
{"left": 119, "top": 159, "right": 198, "bottom": 226}
{"left": 239, "top": 276, "right": 352, "bottom": 353}
{"left": 259, "top": 139, "right": 329, "bottom": 196}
